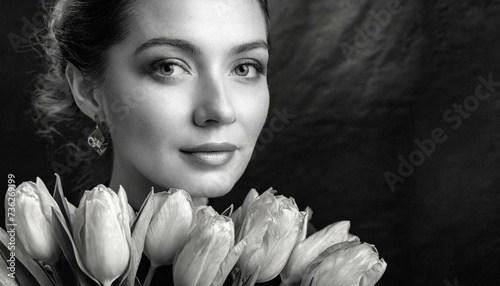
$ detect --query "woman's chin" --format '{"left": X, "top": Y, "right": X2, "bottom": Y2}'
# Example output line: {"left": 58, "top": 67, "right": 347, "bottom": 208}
{"left": 186, "top": 183, "right": 234, "bottom": 200}
{"left": 147, "top": 167, "right": 240, "bottom": 199}
{"left": 177, "top": 170, "right": 239, "bottom": 199}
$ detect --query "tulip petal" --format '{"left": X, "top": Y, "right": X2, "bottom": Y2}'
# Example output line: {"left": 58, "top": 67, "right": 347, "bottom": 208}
{"left": 72, "top": 205, "right": 85, "bottom": 251}
{"left": 281, "top": 221, "right": 351, "bottom": 285}
{"left": 64, "top": 198, "right": 77, "bottom": 226}
{"left": 230, "top": 207, "right": 242, "bottom": 229}
{"left": 257, "top": 208, "right": 302, "bottom": 282}
{"left": 306, "top": 240, "right": 360, "bottom": 275}
{"left": 117, "top": 224, "right": 133, "bottom": 286}
{"left": 37, "top": 177, "right": 64, "bottom": 222}
{"left": 174, "top": 216, "right": 233, "bottom": 286}
{"left": 196, "top": 206, "right": 219, "bottom": 226}
{"left": 197, "top": 205, "right": 218, "bottom": 215}
{"left": 15, "top": 190, "right": 60, "bottom": 263}
{"left": 83, "top": 199, "right": 130, "bottom": 285}
{"left": 348, "top": 234, "right": 360, "bottom": 242}
{"left": 245, "top": 264, "right": 261, "bottom": 286}
{"left": 238, "top": 218, "right": 271, "bottom": 280}
{"left": 236, "top": 193, "right": 275, "bottom": 242}
{"left": 128, "top": 205, "right": 137, "bottom": 225}
{"left": 196, "top": 221, "right": 233, "bottom": 285}
{"left": 48, "top": 174, "right": 73, "bottom": 231}
{"left": 242, "top": 189, "right": 260, "bottom": 210}
{"left": 359, "top": 258, "right": 387, "bottom": 286}
{"left": 117, "top": 185, "right": 137, "bottom": 228}
{"left": 131, "top": 187, "right": 155, "bottom": 230}
{"left": 50, "top": 207, "right": 101, "bottom": 285}
{"left": 13, "top": 183, "right": 52, "bottom": 252}
{"left": 237, "top": 190, "right": 305, "bottom": 283}
{"left": 125, "top": 189, "right": 155, "bottom": 286}
{"left": 232, "top": 189, "right": 259, "bottom": 235}
{"left": 72, "top": 185, "right": 131, "bottom": 284}
{"left": 211, "top": 236, "right": 248, "bottom": 286}
{"left": 145, "top": 190, "right": 194, "bottom": 266}
{"left": 301, "top": 242, "right": 386, "bottom": 286}
{"left": 118, "top": 186, "right": 132, "bottom": 227}
{"left": 312, "top": 249, "right": 363, "bottom": 286}
{"left": 297, "top": 207, "right": 313, "bottom": 243}
{"left": 0, "top": 253, "right": 18, "bottom": 286}
{"left": 78, "top": 191, "right": 91, "bottom": 209}
{"left": 0, "top": 227, "right": 53, "bottom": 286}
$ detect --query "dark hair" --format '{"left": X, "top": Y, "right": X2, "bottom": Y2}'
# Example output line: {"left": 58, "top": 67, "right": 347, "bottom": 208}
{"left": 33, "top": 0, "right": 270, "bottom": 198}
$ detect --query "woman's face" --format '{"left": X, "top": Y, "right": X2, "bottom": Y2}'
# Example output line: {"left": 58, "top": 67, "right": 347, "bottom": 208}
{"left": 100, "top": 0, "right": 269, "bottom": 204}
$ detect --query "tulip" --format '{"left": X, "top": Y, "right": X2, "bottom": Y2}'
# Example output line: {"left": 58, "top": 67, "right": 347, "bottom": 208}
{"left": 141, "top": 189, "right": 195, "bottom": 286}
{"left": 173, "top": 214, "right": 243, "bottom": 286}
{"left": 236, "top": 190, "right": 305, "bottom": 283}
{"left": 300, "top": 241, "right": 387, "bottom": 286}
{"left": 280, "top": 221, "right": 357, "bottom": 286}
{"left": 144, "top": 189, "right": 195, "bottom": 267}
{"left": 7, "top": 179, "right": 61, "bottom": 264}
{"left": 73, "top": 185, "right": 131, "bottom": 286}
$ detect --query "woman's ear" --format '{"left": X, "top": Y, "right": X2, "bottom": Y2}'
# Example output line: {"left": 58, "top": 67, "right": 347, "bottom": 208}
{"left": 65, "top": 63, "right": 101, "bottom": 119}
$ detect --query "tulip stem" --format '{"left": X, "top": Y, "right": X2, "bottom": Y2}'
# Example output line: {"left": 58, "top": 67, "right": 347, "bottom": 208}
{"left": 232, "top": 270, "right": 250, "bottom": 286}
{"left": 231, "top": 271, "right": 242, "bottom": 286}
{"left": 144, "top": 265, "right": 157, "bottom": 286}
{"left": 49, "top": 262, "right": 64, "bottom": 286}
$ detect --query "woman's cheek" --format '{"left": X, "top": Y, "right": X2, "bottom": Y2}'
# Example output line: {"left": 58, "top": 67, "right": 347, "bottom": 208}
{"left": 103, "top": 90, "right": 153, "bottom": 154}
{"left": 241, "top": 83, "right": 270, "bottom": 137}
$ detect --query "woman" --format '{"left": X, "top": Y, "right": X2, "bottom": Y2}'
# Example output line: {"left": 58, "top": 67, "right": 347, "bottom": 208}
{"left": 34, "top": 0, "right": 270, "bottom": 210}
{"left": 33, "top": 0, "right": 275, "bottom": 284}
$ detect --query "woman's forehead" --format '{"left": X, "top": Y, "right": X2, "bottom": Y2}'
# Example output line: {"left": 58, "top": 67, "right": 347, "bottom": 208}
{"left": 128, "top": 0, "right": 267, "bottom": 45}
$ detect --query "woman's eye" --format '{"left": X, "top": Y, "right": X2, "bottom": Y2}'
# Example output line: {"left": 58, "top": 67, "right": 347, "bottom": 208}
{"left": 235, "top": 64, "right": 251, "bottom": 76}
{"left": 159, "top": 64, "right": 176, "bottom": 76}
{"left": 150, "top": 60, "right": 189, "bottom": 78}
{"left": 232, "top": 61, "right": 266, "bottom": 79}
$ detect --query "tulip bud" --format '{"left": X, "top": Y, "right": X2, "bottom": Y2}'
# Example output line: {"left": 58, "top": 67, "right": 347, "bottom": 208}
{"left": 73, "top": 185, "right": 131, "bottom": 286}
{"left": 301, "top": 241, "right": 387, "bottom": 286}
{"left": 173, "top": 215, "right": 235, "bottom": 286}
{"left": 281, "top": 221, "right": 353, "bottom": 286}
{"left": 237, "top": 190, "right": 305, "bottom": 282}
{"left": 7, "top": 180, "right": 61, "bottom": 263}
{"left": 144, "top": 189, "right": 195, "bottom": 267}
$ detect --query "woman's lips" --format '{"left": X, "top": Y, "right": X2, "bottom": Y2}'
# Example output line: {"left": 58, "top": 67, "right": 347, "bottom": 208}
{"left": 180, "top": 143, "right": 238, "bottom": 167}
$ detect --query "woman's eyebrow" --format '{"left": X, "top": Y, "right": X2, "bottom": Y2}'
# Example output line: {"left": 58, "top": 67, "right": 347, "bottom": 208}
{"left": 230, "top": 40, "right": 270, "bottom": 55}
{"left": 134, "top": 37, "right": 269, "bottom": 56}
{"left": 133, "top": 38, "right": 200, "bottom": 56}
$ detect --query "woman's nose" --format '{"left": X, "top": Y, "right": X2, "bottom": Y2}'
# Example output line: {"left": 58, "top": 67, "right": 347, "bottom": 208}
{"left": 193, "top": 76, "right": 236, "bottom": 127}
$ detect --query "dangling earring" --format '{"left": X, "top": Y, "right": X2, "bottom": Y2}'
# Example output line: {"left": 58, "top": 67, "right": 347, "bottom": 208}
{"left": 87, "top": 115, "right": 109, "bottom": 156}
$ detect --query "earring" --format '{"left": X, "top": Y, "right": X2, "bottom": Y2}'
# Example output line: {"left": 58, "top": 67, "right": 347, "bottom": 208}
{"left": 87, "top": 115, "right": 109, "bottom": 156}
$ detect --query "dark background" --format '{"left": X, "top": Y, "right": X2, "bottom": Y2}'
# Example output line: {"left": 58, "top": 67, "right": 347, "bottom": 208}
{"left": 2, "top": 0, "right": 500, "bottom": 285}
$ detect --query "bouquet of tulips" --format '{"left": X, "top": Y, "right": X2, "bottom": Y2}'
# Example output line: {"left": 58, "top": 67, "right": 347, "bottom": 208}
{"left": 1, "top": 175, "right": 387, "bottom": 286}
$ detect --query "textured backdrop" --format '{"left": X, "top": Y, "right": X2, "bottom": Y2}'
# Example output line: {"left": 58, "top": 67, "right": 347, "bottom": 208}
{"left": 214, "top": 0, "right": 500, "bottom": 285}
